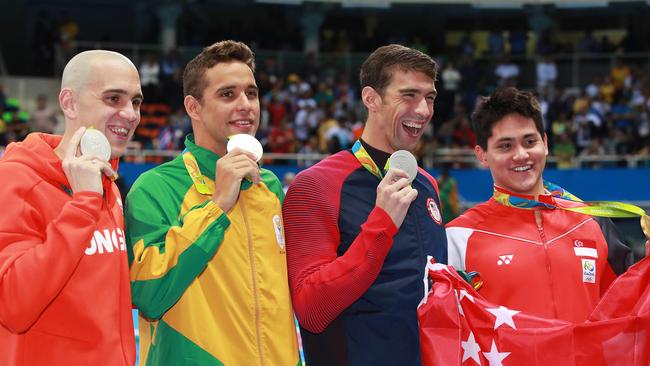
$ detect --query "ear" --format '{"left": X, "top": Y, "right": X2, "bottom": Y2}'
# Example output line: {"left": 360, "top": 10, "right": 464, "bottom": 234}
{"left": 184, "top": 95, "right": 202, "bottom": 121}
{"left": 59, "top": 88, "right": 76, "bottom": 120}
{"left": 474, "top": 145, "right": 489, "bottom": 168}
{"left": 361, "top": 86, "right": 381, "bottom": 113}
{"left": 543, "top": 132, "right": 549, "bottom": 157}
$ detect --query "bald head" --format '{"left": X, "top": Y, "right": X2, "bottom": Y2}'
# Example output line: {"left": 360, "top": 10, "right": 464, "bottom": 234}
{"left": 61, "top": 50, "right": 137, "bottom": 92}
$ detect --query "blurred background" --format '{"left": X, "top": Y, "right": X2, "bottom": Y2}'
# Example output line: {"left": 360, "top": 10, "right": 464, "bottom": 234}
{"left": 1, "top": 0, "right": 649, "bottom": 257}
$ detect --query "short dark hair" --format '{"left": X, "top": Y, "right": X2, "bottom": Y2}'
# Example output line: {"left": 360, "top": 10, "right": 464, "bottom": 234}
{"left": 471, "top": 87, "right": 544, "bottom": 150}
{"left": 360, "top": 44, "right": 438, "bottom": 96}
{"left": 183, "top": 40, "right": 255, "bottom": 99}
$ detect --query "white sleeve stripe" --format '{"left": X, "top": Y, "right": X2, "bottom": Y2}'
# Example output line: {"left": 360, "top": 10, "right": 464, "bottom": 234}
{"left": 445, "top": 227, "right": 474, "bottom": 270}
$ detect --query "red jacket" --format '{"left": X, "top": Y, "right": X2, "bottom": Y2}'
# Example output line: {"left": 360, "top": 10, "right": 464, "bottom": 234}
{"left": 0, "top": 133, "right": 135, "bottom": 365}
{"left": 446, "top": 186, "right": 633, "bottom": 323}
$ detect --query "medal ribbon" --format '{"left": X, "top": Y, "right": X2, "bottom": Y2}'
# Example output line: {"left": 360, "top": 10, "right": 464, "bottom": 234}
{"left": 488, "top": 181, "right": 650, "bottom": 290}
{"left": 182, "top": 149, "right": 212, "bottom": 195}
{"left": 351, "top": 140, "right": 391, "bottom": 181}
{"left": 494, "top": 180, "right": 649, "bottom": 222}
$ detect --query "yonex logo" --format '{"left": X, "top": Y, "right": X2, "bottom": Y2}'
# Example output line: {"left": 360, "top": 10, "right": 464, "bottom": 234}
{"left": 84, "top": 228, "right": 126, "bottom": 256}
{"left": 497, "top": 255, "right": 514, "bottom": 266}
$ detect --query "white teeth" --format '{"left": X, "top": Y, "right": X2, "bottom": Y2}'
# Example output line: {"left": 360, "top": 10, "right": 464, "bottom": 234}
{"left": 513, "top": 165, "right": 531, "bottom": 172}
{"left": 403, "top": 121, "right": 423, "bottom": 129}
{"left": 234, "top": 120, "right": 251, "bottom": 126}
{"left": 109, "top": 127, "right": 128, "bottom": 136}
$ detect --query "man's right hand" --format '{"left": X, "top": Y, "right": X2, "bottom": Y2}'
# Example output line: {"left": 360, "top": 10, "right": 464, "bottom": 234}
{"left": 376, "top": 168, "right": 418, "bottom": 229}
{"left": 61, "top": 127, "right": 116, "bottom": 194}
{"left": 212, "top": 148, "right": 261, "bottom": 213}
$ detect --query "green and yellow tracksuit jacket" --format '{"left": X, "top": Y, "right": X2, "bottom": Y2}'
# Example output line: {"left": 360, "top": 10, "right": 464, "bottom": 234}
{"left": 126, "top": 134, "right": 300, "bottom": 366}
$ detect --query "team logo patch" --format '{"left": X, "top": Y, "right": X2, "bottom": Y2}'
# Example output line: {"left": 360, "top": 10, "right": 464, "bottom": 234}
{"left": 426, "top": 198, "right": 442, "bottom": 224}
{"left": 582, "top": 259, "right": 596, "bottom": 283}
{"left": 497, "top": 254, "right": 514, "bottom": 266}
{"left": 272, "top": 215, "right": 285, "bottom": 252}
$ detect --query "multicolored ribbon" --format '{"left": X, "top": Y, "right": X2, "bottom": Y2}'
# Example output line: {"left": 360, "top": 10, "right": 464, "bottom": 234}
{"left": 351, "top": 140, "right": 391, "bottom": 181}
{"left": 493, "top": 180, "right": 650, "bottom": 238}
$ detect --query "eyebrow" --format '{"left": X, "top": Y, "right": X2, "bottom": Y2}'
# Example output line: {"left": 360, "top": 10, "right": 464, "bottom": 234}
{"left": 103, "top": 89, "right": 144, "bottom": 100}
{"left": 494, "top": 133, "right": 539, "bottom": 143}
{"left": 217, "top": 84, "right": 259, "bottom": 93}
{"left": 398, "top": 88, "right": 437, "bottom": 97}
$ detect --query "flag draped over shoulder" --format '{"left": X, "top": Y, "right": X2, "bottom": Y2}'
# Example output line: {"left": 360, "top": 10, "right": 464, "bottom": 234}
{"left": 417, "top": 257, "right": 650, "bottom": 366}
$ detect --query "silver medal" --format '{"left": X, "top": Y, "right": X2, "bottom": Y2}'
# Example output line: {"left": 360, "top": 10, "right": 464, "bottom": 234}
{"left": 80, "top": 129, "right": 111, "bottom": 161}
{"left": 227, "top": 134, "right": 263, "bottom": 162}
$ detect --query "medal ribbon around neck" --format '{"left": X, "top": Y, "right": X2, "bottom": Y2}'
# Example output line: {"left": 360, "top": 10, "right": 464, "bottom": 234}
{"left": 351, "top": 140, "right": 391, "bottom": 180}
{"left": 182, "top": 149, "right": 212, "bottom": 195}
{"left": 494, "top": 180, "right": 650, "bottom": 238}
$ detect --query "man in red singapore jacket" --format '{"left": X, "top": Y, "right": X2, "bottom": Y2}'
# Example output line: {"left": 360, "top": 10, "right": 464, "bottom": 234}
{"left": 0, "top": 50, "right": 142, "bottom": 365}
{"left": 446, "top": 87, "right": 635, "bottom": 323}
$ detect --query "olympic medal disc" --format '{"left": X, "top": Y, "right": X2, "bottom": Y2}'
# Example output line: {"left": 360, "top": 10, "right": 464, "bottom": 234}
{"left": 227, "top": 134, "right": 263, "bottom": 162}
{"left": 80, "top": 129, "right": 111, "bottom": 161}
{"left": 388, "top": 150, "right": 418, "bottom": 183}
{"left": 641, "top": 215, "right": 650, "bottom": 240}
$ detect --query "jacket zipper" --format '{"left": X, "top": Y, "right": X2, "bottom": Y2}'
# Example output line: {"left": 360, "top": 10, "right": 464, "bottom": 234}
{"left": 239, "top": 194, "right": 265, "bottom": 366}
{"left": 535, "top": 209, "right": 558, "bottom": 319}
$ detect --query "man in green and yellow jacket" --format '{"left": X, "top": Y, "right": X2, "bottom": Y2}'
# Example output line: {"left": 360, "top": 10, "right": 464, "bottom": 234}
{"left": 126, "top": 40, "right": 300, "bottom": 366}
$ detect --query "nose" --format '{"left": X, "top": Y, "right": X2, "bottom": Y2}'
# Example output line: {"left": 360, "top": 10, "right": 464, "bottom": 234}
{"left": 415, "top": 96, "right": 432, "bottom": 119}
{"left": 118, "top": 107, "right": 139, "bottom": 124}
{"left": 513, "top": 144, "right": 529, "bottom": 161}
{"left": 236, "top": 91, "right": 254, "bottom": 111}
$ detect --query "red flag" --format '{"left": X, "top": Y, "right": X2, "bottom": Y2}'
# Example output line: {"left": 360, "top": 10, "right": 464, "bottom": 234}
{"left": 418, "top": 257, "right": 650, "bottom": 366}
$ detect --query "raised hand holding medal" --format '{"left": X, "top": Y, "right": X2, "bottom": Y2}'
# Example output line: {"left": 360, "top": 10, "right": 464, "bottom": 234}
{"left": 60, "top": 127, "right": 117, "bottom": 194}
{"left": 210, "top": 134, "right": 263, "bottom": 213}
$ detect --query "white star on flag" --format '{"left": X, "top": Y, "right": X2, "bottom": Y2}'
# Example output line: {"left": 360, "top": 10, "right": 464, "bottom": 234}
{"left": 459, "top": 289, "right": 475, "bottom": 303}
{"left": 483, "top": 340, "right": 510, "bottom": 366}
{"left": 486, "top": 306, "right": 520, "bottom": 330}
{"left": 461, "top": 331, "right": 481, "bottom": 364}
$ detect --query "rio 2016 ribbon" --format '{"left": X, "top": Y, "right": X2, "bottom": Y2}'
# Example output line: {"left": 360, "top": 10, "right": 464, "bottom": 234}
{"left": 182, "top": 150, "right": 212, "bottom": 195}
{"left": 494, "top": 180, "right": 650, "bottom": 240}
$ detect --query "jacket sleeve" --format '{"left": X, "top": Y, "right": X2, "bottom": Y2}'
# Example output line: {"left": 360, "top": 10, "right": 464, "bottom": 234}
{"left": 282, "top": 171, "right": 398, "bottom": 333}
{"left": 0, "top": 186, "right": 102, "bottom": 333}
{"left": 126, "top": 181, "right": 229, "bottom": 320}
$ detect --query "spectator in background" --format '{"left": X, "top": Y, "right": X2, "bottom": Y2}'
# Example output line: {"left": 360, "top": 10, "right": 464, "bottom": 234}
{"left": 282, "top": 171, "right": 295, "bottom": 193}
{"left": 509, "top": 29, "right": 528, "bottom": 55}
{"left": 552, "top": 132, "right": 576, "bottom": 169}
{"left": 495, "top": 55, "right": 520, "bottom": 87}
{"left": 439, "top": 60, "right": 462, "bottom": 122}
{"left": 488, "top": 30, "right": 505, "bottom": 56}
{"left": 536, "top": 54, "right": 558, "bottom": 95}
{"left": 139, "top": 53, "right": 161, "bottom": 102}
{"left": 438, "top": 168, "right": 460, "bottom": 224}
{"left": 28, "top": 94, "right": 59, "bottom": 134}
{"left": 578, "top": 30, "right": 599, "bottom": 53}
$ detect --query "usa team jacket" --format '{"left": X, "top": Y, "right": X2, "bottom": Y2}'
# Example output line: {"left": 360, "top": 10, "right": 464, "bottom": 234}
{"left": 0, "top": 133, "right": 135, "bottom": 365}
{"left": 282, "top": 149, "right": 448, "bottom": 366}
{"left": 446, "top": 187, "right": 634, "bottom": 323}
{"left": 126, "top": 134, "right": 299, "bottom": 366}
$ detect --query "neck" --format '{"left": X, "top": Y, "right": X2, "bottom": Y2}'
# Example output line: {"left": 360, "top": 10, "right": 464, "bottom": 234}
{"left": 54, "top": 132, "right": 74, "bottom": 160}
{"left": 360, "top": 119, "right": 394, "bottom": 154}
{"left": 194, "top": 133, "right": 225, "bottom": 156}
